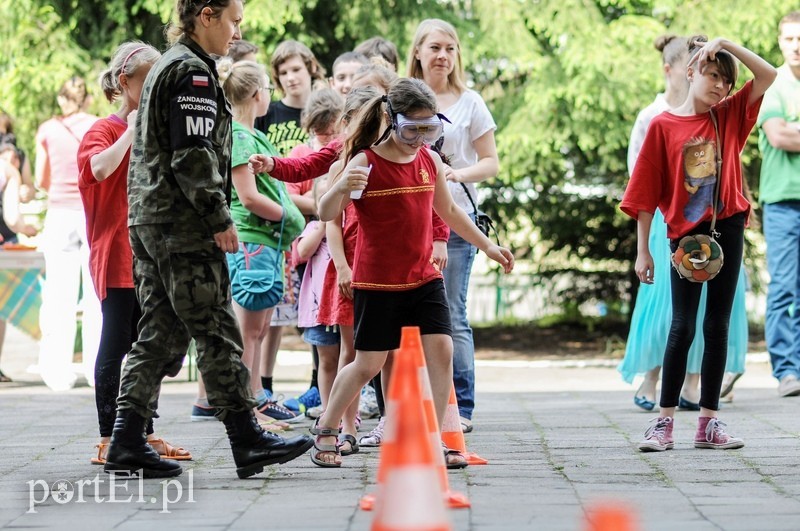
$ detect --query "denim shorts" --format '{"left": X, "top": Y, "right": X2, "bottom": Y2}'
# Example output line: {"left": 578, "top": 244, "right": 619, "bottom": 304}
{"left": 302, "top": 324, "right": 340, "bottom": 346}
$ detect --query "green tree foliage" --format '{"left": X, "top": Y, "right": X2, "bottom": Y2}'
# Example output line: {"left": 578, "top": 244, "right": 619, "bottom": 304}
{"left": 0, "top": 0, "right": 795, "bottom": 315}
{"left": 471, "top": 0, "right": 791, "bottom": 311}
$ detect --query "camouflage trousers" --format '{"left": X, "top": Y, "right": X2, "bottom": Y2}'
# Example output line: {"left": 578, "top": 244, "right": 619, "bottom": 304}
{"left": 117, "top": 224, "right": 257, "bottom": 421}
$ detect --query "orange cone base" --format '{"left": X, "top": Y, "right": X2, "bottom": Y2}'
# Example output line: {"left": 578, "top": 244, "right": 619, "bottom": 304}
{"left": 360, "top": 493, "right": 376, "bottom": 511}
{"left": 445, "top": 490, "right": 471, "bottom": 509}
{"left": 465, "top": 452, "right": 489, "bottom": 465}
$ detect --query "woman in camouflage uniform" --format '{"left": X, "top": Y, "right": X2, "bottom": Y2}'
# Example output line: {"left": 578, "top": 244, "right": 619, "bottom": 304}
{"left": 104, "top": 0, "right": 312, "bottom": 479}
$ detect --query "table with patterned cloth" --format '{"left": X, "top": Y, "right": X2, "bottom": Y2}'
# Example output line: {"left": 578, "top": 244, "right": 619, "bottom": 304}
{"left": 0, "top": 250, "right": 44, "bottom": 339}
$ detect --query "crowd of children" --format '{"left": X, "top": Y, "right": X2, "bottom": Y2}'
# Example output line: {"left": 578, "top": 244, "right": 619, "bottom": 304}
{"left": 4, "top": 0, "right": 783, "bottom": 479}
{"left": 0, "top": 0, "right": 511, "bottom": 477}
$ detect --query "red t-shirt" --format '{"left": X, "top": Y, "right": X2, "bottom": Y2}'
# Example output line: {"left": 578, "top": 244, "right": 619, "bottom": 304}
{"left": 621, "top": 80, "right": 761, "bottom": 239}
{"left": 77, "top": 115, "right": 134, "bottom": 301}
{"left": 350, "top": 148, "right": 442, "bottom": 291}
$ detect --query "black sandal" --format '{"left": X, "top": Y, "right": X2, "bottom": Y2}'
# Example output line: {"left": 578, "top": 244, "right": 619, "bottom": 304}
{"left": 443, "top": 443, "right": 468, "bottom": 470}
{"left": 309, "top": 419, "right": 341, "bottom": 468}
{"left": 338, "top": 433, "right": 359, "bottom": 456}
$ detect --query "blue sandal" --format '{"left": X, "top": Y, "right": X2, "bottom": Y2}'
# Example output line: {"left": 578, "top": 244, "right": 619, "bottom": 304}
{"left": 633, "top": 395, "right": 655, "bottom": 411}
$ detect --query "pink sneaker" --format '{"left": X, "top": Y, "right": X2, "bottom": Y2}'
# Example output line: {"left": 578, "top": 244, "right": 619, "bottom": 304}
{"left": 638, "top": 417, "right": 674, "bottom": 452}
{"left": 694, "top": 417, "right": 744, "bottom": 450}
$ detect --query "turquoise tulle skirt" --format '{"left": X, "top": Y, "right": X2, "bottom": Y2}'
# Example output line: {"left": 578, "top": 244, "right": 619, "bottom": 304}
{"left": 617, "top": 210, "right": 748, "bottom": 383}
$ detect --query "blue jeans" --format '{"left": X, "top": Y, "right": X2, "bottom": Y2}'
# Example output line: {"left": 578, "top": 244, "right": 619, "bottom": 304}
{"left": 764, "top": 201, "right": 800, "bottom": 381}
{"left": 442, "top": 221, "right": 477, "bottom": 420}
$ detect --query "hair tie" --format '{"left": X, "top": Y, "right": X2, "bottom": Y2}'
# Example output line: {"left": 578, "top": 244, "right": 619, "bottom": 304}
{"left": 120, "top": 46, "right": 147, "bottom": 75}
{"left": 381, "top": 94, "right": 388, "bottom": 102}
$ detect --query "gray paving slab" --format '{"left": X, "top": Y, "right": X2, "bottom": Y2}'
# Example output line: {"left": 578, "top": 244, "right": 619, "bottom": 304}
{"left": 1, "top": 325, "right": 800, "bottom": 530}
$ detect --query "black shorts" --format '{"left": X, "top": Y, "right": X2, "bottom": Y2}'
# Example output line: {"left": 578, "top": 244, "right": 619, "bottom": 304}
{"left": 353, "top": 279, "right": 452, "bottom": 352}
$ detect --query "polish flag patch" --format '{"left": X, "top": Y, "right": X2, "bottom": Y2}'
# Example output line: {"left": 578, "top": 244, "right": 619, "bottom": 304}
{"left": 192, "top": 75, "right": 209, "bottom": 87}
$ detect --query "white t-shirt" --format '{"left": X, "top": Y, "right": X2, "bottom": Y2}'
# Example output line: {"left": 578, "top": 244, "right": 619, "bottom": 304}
{"left": 627, "top": 93, "right": 669, "bottom": 176}
{"left": 438, "top": 89, "right": 497, "bottom": 212}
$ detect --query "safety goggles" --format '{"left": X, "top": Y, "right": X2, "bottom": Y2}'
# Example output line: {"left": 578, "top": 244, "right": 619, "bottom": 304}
{"left": 393, "top": 113, "right": 445, "bottom": 145}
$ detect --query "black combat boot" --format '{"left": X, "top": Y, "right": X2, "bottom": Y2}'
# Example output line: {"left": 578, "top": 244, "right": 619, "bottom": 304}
{"left": 104, "top": 409, "right": 182, "bottom": 478}
{"left": 223, "top": 410, "right": 313, "bottom": 479}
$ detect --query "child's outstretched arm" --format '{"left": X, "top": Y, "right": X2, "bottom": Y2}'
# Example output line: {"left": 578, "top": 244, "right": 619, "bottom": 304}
{"left": 689, "top": 38, "right": 777, "bottom": 104}
{"left": 318, "top": 154, "right": 369, "bottom": 222}
{"left": 429, "top": 150, "right": 514, "bottom": 274}
{"left": 248, "top": 140, "right": 342, "bottom": 184}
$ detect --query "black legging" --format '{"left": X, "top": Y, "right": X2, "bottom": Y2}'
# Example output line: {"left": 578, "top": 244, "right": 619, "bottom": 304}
{"left": 660, "top": 213, "right": 745, "bottom": 412}
{"left": 372, "top": 374, "right": 385, "bottom": 417}
{"left": 94, "top": 288, "right": 152, "bottom": 437}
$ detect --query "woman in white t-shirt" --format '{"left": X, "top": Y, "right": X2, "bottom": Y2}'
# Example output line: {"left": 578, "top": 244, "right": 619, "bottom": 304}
{"left": 408, "top": 18, "right": 499, "bottom": 434}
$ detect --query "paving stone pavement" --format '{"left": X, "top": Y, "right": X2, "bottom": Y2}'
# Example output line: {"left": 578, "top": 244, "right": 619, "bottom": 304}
{"left": 1, "top": 326, "right": 799, "bottom": 530}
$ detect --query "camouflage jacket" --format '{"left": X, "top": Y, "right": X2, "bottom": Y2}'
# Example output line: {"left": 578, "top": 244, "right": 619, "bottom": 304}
{"left": 128, "top": 36, "right": 233, "bottom": 233}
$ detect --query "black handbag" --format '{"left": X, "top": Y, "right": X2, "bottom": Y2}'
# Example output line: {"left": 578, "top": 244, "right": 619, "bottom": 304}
{"left": 459, "top": 182, "right": 498, "bottom": 244}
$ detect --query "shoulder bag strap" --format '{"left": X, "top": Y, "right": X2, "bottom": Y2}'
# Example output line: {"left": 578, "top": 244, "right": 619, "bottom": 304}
{"left": 273, "top": 186, "right": 286, "bottom": 269}
{"left": 56, "top": 116, "right": 84, "bottom": 144}
{"left": 708, "top": 109, "right": 723, "bottom": 238}
{"left": 458, "top": 182, "right": 480, "bottom": 216}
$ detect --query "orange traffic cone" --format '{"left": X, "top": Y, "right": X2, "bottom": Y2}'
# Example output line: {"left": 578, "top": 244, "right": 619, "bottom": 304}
{"left": 584, "top": 501, "right": 638, "bottom": 531}
{"left": 407, "top": 330, "right": 470, "bottom": 509}
{"left": 371, "top": 327, "right": 451, "bottom": 531}
{"left": 361, "top": 327, "right": 469, "bottom": 511}
{"left": 441, "top": 384, "right": 488, "bottom": 465}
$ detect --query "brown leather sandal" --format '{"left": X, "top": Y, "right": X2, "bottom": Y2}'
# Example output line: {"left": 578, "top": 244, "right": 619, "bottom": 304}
{"left": 147, "top": 438, "right": 193, "bottom": 461}
{"left": 91, "top": 443, "right": 108, "bottom": 465}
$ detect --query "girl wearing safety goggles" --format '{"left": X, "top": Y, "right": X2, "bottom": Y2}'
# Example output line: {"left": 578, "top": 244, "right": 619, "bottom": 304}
{"left": 308, "top": 77, "right": 514, "bottom": 468}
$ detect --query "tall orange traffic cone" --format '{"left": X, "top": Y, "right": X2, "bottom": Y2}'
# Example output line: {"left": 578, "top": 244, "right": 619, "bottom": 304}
{"left": 371, "top": 327, "right": 451, "bottom": 531}
{"left": 407, "top": 330, "right": 470, "bottom": 509}
{"left": 442, "top": 384, "right": 488, "bottom": 465}
{"left": 361, "top": 327, "right": 469, "bottom": 511}
{"left": 359, "top": 333, "right": 409, "bottom": 511}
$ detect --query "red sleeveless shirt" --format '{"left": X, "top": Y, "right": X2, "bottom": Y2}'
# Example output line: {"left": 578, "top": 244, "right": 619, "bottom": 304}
{"left": 351, "top": 148, "right": 442, "bottom": 291}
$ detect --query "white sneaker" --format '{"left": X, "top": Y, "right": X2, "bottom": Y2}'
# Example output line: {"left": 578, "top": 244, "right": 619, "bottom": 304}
{"left": 778, "top": 375, "right": 800, "bottom": 397}
{"left": 359, "top": 417, "right": 386, "bottom": 447}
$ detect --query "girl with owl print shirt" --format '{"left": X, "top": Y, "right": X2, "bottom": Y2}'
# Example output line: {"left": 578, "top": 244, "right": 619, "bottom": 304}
{"left": 621, "top": 36, "right": 775, "bottom": 453}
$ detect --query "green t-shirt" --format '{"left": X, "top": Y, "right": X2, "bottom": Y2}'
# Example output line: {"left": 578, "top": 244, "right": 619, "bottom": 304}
{"left": 758, "top": 64, "right": 800, "bottom": 204}
{"left": 230, "top": 122, "right": 305, "bottom": 249}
